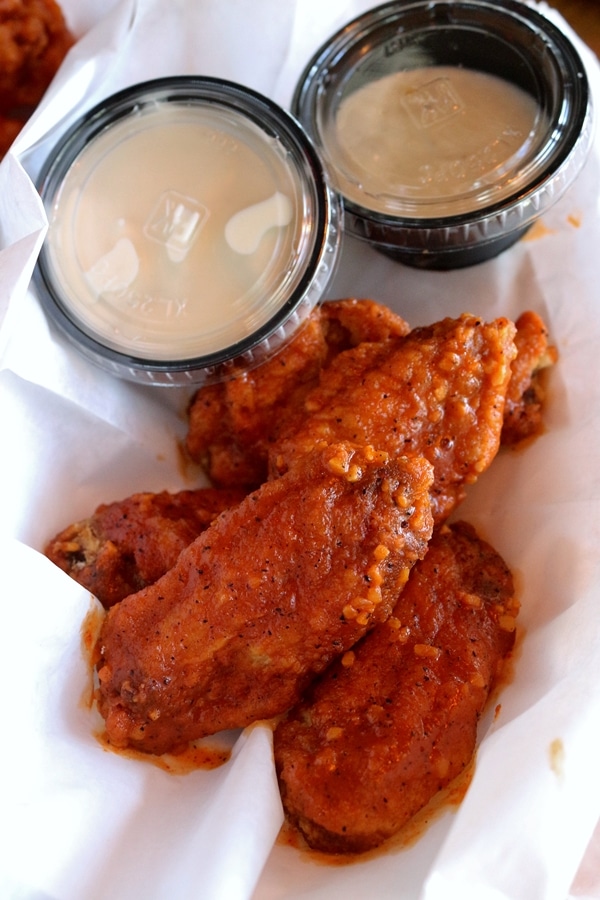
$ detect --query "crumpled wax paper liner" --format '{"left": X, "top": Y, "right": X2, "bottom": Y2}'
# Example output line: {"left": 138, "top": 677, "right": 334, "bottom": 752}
{"left": 1, "top": 2, "right": 600, "bottom": 899}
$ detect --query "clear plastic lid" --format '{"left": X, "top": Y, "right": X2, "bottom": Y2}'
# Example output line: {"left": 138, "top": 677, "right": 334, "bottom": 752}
{"left": 35, "top": 77, "right": 342, "bottom": 384}
{"left": 323, "top": 64, "right": 549, "bottom": 219}
{"left": 293, "top": 0, "right": 593, "bottom": 267}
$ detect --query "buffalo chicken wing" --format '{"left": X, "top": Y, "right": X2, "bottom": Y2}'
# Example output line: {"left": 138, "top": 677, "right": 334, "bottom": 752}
{"left": 270, "top": 314, "right": 517, "bottom": 524}
{"left": 274, "top": 521, "right": 518, "bottom": 853}
{"left": 45, "top": 487, "right": 246, "bottom": 608}
{"left": 185, "top": 299, "right": 410, "bottom": 488}
{"left": 96, "top": 443, "right": 434, "bottom": 755}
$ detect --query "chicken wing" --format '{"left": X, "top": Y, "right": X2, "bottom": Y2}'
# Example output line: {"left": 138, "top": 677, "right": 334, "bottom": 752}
{"left": 96, "top": 442, "right": 434, "bottom": 755}
{"left": 185, "top": 299, "right": 410, "bottom": 488}
{"left": 274, "top": 521, "right": 518, "bottom": 854}
{"left": 0, "top": 0, "right": 74, "bottom": 156}
{"left": 270, "top": 314, "right": 517, "bottom": 524}
{"left": 186, "top": 302, "right": 554, "bottom": 495}
{"left": 501, "top": 310, "right": 558, "bottom": 445}
{"left": 45, "top": 487, "right": 246, "bottom": 608}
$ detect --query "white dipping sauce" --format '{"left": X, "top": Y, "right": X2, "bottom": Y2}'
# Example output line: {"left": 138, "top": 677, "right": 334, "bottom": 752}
{"left": 46, "top": 104, "right": 303, "bottom": 360}
{"left": 333, "top": 66, "right": 543, "bottom": 216}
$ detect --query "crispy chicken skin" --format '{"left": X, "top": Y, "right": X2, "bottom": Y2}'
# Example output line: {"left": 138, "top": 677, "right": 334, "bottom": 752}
{"left": 318, "top": 296, "right": 410, "bottom": 347}
{"left": 44, "top": 487, "right": 246, "bottom": 608}
{"left": 502, "top": 310, "right": 558, "bottom": 445}
{"left": 270, "top": 314, "right": 517, "bottom": 524}
{"left": 47, "top": 307, "right": 551, "bottom": 612}
{"left": 47, "top": 307, "right": 553, "bottom": 609}
{"left": 274, "top": 521, "right": 518, "bottom": 854}
{"left": 186, "top": 301, "right": 555, "bottom": 495}
{"left": 185, "top": 299, "right": 410, "bottom": 488}
{"left": 0, "top": 0, "right": 74, "bottom": 156}
{"left": 96, "top": 443, "right": 434, "bottom": 755}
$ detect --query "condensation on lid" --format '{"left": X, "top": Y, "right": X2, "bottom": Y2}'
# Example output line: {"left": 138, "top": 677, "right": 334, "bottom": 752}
{"left": 42, "top": 101, "right": 311, "bottom": 362}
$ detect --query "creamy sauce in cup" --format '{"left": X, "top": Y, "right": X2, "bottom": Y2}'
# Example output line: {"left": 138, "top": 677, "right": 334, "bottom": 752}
{"left": 333, "top": 67, "right": 544, "bottom": 217}
{"left": 45, "top": 104, "right": 305, "bottom": 361}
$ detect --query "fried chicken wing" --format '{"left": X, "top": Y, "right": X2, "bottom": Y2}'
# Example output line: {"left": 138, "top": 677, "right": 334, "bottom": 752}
{"left": 0, "top": 0, "right": 74, "bottom": 156}
{"left": 318, "top": 296, "right": 411, "bottom": 348}
{"left": 271, "top": 314, "right": 517, "bottom": 523}
{"left": 96, "top": 443, "right": 434, "bottom": 755}
{"left": 501, "top": 310, "right": 558, "bottom": 445}
{"left": 185, "top": 299, "right": 410, "bottom": 488}
{"left": 45, "top": 487, "right": 246, "bottom": 608}
{"left": 186, "top": 301, "right": 554, "bottom": 495}
{"left": 274, "top": 521, "right": 518, "bottom": 854}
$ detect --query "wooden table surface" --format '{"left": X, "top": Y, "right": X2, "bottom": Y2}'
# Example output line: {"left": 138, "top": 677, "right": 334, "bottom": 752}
{"left": 551, "top": 0, "right": 600, "bottom": 56}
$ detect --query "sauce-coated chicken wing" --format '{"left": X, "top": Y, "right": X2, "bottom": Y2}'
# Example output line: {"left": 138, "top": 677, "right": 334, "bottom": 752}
{"left": 186, "top": 302, "right": 555, "bottom": 498}
{"left": 185, "top": 299, "right": 410, "bottom": 488}
{"left": 96, "top": 443, "right": 434, "bottom": 755}
{"left": 45, "top": 487, "right": 246, "bottom": 608}
{"left": 270, "top": 314, "right": 517, "bottom": 523}
{"left": 274, "top": 521, "right": 518, "bottom": 853}
{"left": 0, "top": 0, "right": 74, "bottom": 156}
{"left": 502, "top": 310, "right": 558, "bottom": 445}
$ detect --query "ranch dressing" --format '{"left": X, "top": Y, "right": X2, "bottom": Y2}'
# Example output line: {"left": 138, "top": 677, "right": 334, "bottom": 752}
{"left": 332, "top": 66, "right": 544, "bottom": 217}
{"left": 45, "top": 104, "right": 302, "bottom": 360}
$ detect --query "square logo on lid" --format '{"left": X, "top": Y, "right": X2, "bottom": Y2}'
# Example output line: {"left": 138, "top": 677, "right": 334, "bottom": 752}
{"left": 403, "top": 77, "right": 464, "bottom": 129}
{"left": 144, "top": 190, "right": 210, "bottom": 262}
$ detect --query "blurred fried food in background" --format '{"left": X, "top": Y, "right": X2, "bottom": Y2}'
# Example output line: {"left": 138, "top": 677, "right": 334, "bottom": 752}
{"left": 0, "top": 0, "right": 73, "bottom": 157}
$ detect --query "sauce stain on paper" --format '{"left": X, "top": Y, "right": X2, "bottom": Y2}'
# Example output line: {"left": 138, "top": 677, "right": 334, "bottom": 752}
{"left": 549, "top": 737, "right": 565, "bottom": 783}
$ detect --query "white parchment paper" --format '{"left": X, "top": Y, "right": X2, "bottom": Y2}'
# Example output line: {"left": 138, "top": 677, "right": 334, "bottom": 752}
{"left": 1, "top": 2, "right": 599, "bottom": 898}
